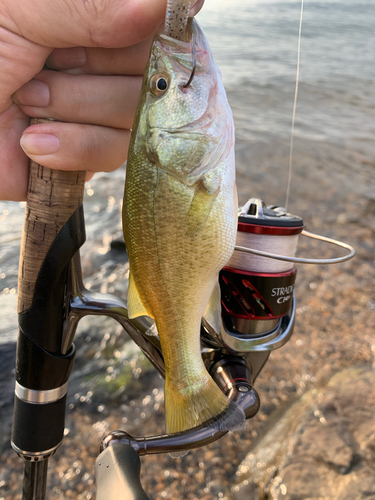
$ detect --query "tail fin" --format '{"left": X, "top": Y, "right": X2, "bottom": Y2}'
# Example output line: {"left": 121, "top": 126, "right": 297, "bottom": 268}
{"left": 164, "top": 374, "right": 245, "bottom": 434}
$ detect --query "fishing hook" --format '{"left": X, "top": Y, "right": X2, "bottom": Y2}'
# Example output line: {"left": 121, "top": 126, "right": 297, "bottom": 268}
{"left": 183, "top": 34, "right": 196, "bottom": 88}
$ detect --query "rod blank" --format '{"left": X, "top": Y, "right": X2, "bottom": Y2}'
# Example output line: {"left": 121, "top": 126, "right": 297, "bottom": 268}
{"left": 22, "top": 461, "right": 48, "bottom": 500}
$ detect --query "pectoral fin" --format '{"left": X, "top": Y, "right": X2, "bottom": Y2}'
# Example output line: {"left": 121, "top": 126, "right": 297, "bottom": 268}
{"left": 127, "top": 273, "right": 151, "bottom": 319}
{"left": 185, "top": 182, "right": 218, "bottom": 237}
{"left": 202, "top": 280, "right": 223, "bottom": 336}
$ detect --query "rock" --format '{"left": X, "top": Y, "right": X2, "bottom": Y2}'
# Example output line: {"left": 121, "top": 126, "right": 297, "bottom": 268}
{"left": 233, "top": 366, "right": 375, "bottom": 500}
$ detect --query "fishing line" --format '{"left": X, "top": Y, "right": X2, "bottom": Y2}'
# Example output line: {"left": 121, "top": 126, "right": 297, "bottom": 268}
{"left": 228, "top": 232, "right": 298, "bottom": 273}
{"left": 285, "top": 0, "right": 304, "bottom": 211}
{"left": 235, "top": 230, "right": 356, "bottom": 265}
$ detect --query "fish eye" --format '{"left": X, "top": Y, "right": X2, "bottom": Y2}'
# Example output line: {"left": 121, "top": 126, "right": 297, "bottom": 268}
{"left": 157, "top": 78, "right": 167, "bottom": 90}
{"left": 150, "top": 73, "right": 169, "bottom": 96}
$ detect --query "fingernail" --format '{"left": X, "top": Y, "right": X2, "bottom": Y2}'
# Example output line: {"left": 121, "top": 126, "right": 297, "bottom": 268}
{"left": 46, "top": 47, "right": 86, "bottom": 70}
{"left": 13, "top": 80, "right": 50, "bottom": 107}
{"left": 20, "top": 134, "right": 59, "bottom": 155}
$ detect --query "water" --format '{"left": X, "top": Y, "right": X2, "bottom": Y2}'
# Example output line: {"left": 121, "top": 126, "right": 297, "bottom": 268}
{"left": 199, "top": 0, "right": 375, "bottom": 148}
{"left": 0, "top": 0, "right": 374, "bottom": 344}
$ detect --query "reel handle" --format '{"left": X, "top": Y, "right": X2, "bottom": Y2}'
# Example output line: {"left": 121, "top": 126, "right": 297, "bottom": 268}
{"left": 17, "top": 118, "right": 85, "bottom": 314}
{"left": 96, "top": 444, "right": 149, "bottom": 500}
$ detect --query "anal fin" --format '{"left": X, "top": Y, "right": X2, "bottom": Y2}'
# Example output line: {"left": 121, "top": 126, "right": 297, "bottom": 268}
{"left": 127, "top": 273, "right": 151, "bottom": 319}
{"left": 202, "top": 280, "right": 223, "bottom": 336}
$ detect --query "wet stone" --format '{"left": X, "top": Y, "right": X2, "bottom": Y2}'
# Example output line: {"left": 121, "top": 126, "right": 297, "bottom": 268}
{"left": 233, "top": 367, "right": 375, "bottom": 500}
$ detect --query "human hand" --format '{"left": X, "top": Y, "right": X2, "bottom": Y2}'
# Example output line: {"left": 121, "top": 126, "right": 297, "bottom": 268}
{"left": 0, "top": 0, "right": 204, "bottom": 201}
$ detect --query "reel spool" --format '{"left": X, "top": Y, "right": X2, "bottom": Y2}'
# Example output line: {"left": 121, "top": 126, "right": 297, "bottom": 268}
{"left": 219, "top": 198, "right": 302, "bottom": 352}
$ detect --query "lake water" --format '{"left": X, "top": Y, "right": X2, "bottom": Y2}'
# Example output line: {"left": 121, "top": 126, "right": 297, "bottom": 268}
{"left": 0, "top": 0, "right": 374, "bottom": 344}
{"left": 200, "top": 0, "right": 375, "bottom": 147}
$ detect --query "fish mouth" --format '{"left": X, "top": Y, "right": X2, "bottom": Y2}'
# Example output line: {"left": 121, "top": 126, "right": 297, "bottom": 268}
{"left": 157, "top": 19, "right": 209, "bottom": 72}
{"left": 154, "top": 115, "right": 213, "bottom": 137}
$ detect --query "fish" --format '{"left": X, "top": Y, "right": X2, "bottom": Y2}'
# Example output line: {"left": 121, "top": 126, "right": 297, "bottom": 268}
{"left": 123, "top": 18, "right": 245, "bottom": 434}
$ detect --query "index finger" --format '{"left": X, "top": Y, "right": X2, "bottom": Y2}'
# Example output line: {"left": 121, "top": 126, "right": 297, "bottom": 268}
{"left": 5, "top": 0, "right": 204, "bottom": 49}
{"left": 46, "top": 35, "right": 154, "bottom": 76}
{"left": 46, "top": 0, "right": 205, "bottom": 75}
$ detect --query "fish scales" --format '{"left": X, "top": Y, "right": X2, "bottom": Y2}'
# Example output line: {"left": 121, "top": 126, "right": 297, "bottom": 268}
{"left": 123, "top": 19, "right": 245, "bottom": 433}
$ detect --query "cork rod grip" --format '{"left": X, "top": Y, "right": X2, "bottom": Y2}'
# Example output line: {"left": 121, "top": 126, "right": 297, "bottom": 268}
{"left": 17, "top": 118, "right": 85, "bottom": 314}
